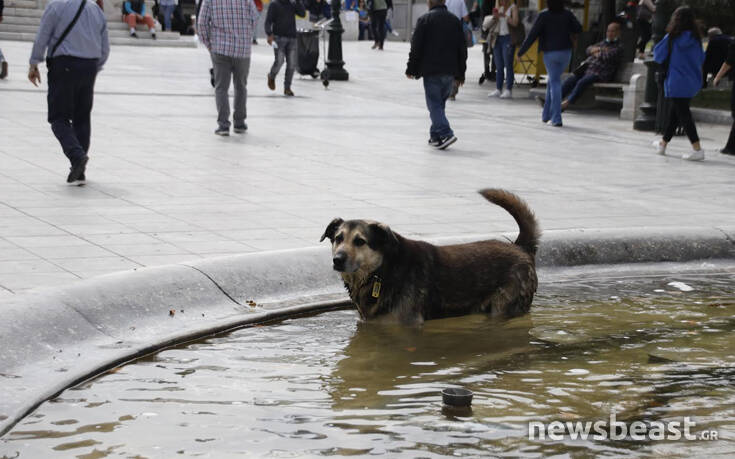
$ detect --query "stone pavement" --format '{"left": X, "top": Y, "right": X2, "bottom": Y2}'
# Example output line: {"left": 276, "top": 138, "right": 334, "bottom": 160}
{"left": 0, "top": 39, "right": 733, "bottom": 296}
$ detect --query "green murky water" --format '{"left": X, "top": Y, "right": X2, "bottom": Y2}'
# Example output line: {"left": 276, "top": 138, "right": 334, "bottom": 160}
{"left": 2, "top": 273, "right": 735, "bottom": 458}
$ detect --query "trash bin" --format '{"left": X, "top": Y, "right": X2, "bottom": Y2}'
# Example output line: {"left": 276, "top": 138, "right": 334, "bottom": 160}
{"left": 296, "top": 29, "right": 320, "bottom": 79}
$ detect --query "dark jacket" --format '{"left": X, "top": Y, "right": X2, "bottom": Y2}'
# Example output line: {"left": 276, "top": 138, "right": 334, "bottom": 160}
{"left": 518, "top": 8, "right": 582, "bottom": 56}
{"left": 704, "top": 34, "right": 734, "bottom": 79}
{"left": 585, "top": 39, "right": 623, "bottom": 82}
{"left": 406, "top": 5, "right": 467, "bottom": 81}
{"left": 264, "top": 0, "right": 306, "bottom": 38}
{"left": 654, "top": 31, "right": 705, "bottom": 99}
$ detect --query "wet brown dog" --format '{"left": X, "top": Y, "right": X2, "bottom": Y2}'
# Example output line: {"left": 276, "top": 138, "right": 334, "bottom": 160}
{"left": 320, "top": 189, "right": 540, "bottom": 325}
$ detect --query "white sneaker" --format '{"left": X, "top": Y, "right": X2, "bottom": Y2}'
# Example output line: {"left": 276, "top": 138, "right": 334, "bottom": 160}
{"left": 682, "top": 149, "right": 704, "bottom": 161}
{"left": 652, "top": 140, "right": 666, "bottom": 155}
{"left": 488, "top": 89, "right": 501, "bottom": 98}
{"left": 499, "top": 89, "right": 512, "bottom": 99}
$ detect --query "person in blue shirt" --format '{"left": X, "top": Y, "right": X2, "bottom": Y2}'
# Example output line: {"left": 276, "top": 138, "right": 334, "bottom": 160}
{"left": 28, "top": 0, "right": 110, "bottom": 185}
{"left": 651, "top": 6, "right": 706, "bottom": 161}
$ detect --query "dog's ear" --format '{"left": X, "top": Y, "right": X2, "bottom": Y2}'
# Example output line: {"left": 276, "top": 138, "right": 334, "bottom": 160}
{"left": 320, "top": 218, "right": 344, "bottom": 242}
{"left": 368, "top": 222, "right": 399, "bottom": 251}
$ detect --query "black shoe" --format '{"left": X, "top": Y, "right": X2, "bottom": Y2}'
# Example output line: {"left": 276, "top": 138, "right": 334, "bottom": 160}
{"left": 67, "top": 155, "right": 88, "bottom": 185}
{"left": 428, "top": 138, "right": 440, "bottom": 147}
{"left": 151, "top": 32, "right": 156, "bottom": 40}
{"left": 210, "top": 68, "right": 215, "bottom": 88}
{"left": 215, "top": 127, "right": 229, "bottom": 136}
{"left": 130, "top": 31, "right": 138, "bottom": 38}
{"left": 435, "top": 135, "right": 457, "bottom": 150}
{"left": 0, "top": 61, "right": 7, "bottom": 79}
{"left": 253, "top": 38, "right": 258, "bottom": 44}
{"left": 233, "top": 123, "right": 248, "bottom": 133}
{"left": 721, "top": 147, "right": 735, "bottom": 155}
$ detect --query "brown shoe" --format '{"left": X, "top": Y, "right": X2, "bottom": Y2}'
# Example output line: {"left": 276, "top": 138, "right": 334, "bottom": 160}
{"left": 267, "top": 75, "right": 275, "bottom": 90}
{"left": 284, "top": 88, "right": 294, "bottom": 96}
{"left": 0, "top": 61, "right": 7, "bottom": 80}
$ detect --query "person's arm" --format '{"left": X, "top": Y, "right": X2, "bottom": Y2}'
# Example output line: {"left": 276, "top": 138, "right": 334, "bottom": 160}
{"left": 652, "top": 34, "right": 669, "bottom": 64}
{"left": 460, "top": 1, "right": 468, "bottom": 22}
{"left": 294, "top": 0, "right": 306, "bottom": 18}
{"left": 457, "top": 18, "right": 467, "bottom": 83}
{"left": 405, "top": 17, "right": 425, "bottom": 78}
{"left": 140, "top": 2, "right": 145, "bottom": 15}
{"left": 713, "top": 61, "right": 732, "bottom": 87}
{"left": 641, "top": 0, "right": 655, "bottom": 12}
{"left": 98, "top": 13, "right": 110, "bottom": 69}
{"left": 29, "top": 2, "right": 58, "bottom": 67}
{"left": 517, "top": 12, "right": 542, "bottom": 56}
{"left": 386, "top": 0, "right": 392, "bottom": 10}
{"left": 196, "top": 0, "right": 211, "bottom": 49}
{"left": 507, "top": 4, "right": 518, "bottom": 27}
{"left": 264, "top": 1, "right": 274, "bottom": 37}
{"left": 124, "top": 1, "right": 134, "bottom": 14}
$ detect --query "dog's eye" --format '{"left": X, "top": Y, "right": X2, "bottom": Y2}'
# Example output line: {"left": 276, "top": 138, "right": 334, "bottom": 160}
{"left": 354, "top": 238, "right": 366, "bottom": 247}
{"left": 335, "top": 234, "right": 344, "bottom": 244}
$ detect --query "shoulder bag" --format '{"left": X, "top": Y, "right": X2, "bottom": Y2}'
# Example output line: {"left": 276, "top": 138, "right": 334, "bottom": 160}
{"left": 46, "top": 0, "right": 88, "bottom": 66}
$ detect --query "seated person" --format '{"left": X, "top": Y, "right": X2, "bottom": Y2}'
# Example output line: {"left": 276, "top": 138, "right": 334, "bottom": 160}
{"left": 560, "top": 22, "right": 622, "bottom": 110}
{"left": 703, "top": 27, "right": 733, "bottom": 87}
{"left": 122, "top": 0, "right": 157, "bottom": 39}
{"left": 357, "top": 0, "right": 371, "bottom": 40}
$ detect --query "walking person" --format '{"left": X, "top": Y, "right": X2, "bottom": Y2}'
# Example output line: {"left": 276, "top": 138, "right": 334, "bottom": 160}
{"left": 651, "top": 6, "right": 705, "bottom": 161}
{"left": 264, "top": 0, "right": 306, "bottom": 97}
{"left": 406, "top": 0, "right": 467, "bottom": 150}
{"left": 198, "top": 0, "right": 257, "bottom": 135}
{"left": 28, "top": 0, "right": 109, "bottom": 185}
{"left": 517, "top": 0, "right": 581, "bottom": 127}
{"left": 636, "top": 0, "right": 655, "bottom": 59}
{"left": 711, "top": 37, "right": 734, "bottom": 155}
{"left": 368, "top": 0, "right": 392, "bottom": 50}
{"left": 486, "top": 0, "right": 518, "bottom": 99}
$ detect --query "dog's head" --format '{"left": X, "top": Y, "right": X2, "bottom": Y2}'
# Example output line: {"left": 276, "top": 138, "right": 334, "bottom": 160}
{"left": 320, "top": 218, "right": 399, "bottom": 273}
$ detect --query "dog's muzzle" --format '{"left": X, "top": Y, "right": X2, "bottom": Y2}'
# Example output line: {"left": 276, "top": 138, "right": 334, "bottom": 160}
{"left": 332, "top": 252, "right": 347, "bottom": 272}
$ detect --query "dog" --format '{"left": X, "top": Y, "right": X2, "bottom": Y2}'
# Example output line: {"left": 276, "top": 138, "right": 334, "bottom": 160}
{"left": 320, "top": 189, "right": 540, "bottom": 325}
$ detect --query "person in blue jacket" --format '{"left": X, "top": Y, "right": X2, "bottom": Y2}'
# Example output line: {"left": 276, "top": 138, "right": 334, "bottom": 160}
{"left": 651, "top": 6, "right": 705, "bottom": 161}
{"left": 517, "top": 0, "right": 582, "bottom": 127}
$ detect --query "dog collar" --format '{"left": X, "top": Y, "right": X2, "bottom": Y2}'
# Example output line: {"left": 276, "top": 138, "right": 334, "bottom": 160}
{"left": 371, "top": 275, "right": 382, "bottom": 299}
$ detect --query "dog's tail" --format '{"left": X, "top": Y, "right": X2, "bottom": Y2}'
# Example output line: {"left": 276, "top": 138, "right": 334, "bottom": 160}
{"left": 478, "top": 189, "right": 540, "bottom": 256}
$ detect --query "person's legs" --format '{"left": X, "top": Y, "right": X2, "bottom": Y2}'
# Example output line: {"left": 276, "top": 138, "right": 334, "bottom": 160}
{"left": 0, "top": 49, "right": 7, "bottom": 80}
{"left": 636, "top": 19, "right": 651, "bottom": 55}
{"left": 493, "top": 37, "right": 505, "bottom": 92}
{"left": 211, "top": 53, "right": 232, "bottom": 130}
{"left": 47, "top": 58, "right": 86, "bottom": 164}
{"left": 543, "top": 49, "right": 571, "bottom": 125}
{"left": 725, "top": 89, "right": 735, "bottom": 153}
{"left": 502, "top": 38, "right": 515, "bottom": 91}
{"left": 269, "top": 37, "right": 286, "bottom": 80}
{"left": 162, "top": 4, "right": 174, "bottom": 31}
{"left": 283, "top": 37, "right": 297, "bottom": 91}
{"left": 670, "top": 97, "right": 700, "bottom": 147}
{"left": 124, "top": 14, "right": 137, "bottom": 34}
{"left": 232, "top": 56, "right": 250, "bottom": 128}
{"left": 423, "top": 75, "right": 454, "bottom": 140}
{"left": 661, "top": 98, "right": 680, "bottom": 144}
{"left": 566, "top": 73, "right": 600, "bottom": 104}
{"left": 561, "top": 74, "right": 579, "bottom": 100}
{"left": 374, "top": 9, "right": 387, "bottom": 48}
{"left": 142, "top": 15, "right": 156, "bottom": 31}
{"left": 71, "top": 60, "right": 98, "bottom": 155}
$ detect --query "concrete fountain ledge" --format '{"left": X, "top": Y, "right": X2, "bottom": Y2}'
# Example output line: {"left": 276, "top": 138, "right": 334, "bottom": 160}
{"left": 1, "top": 226, "right": 734, "bottom": 437}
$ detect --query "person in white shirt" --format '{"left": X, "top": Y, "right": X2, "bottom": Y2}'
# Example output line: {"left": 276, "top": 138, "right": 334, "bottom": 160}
{"left": 487, "top": 0, "right": 518, "bottom": 99}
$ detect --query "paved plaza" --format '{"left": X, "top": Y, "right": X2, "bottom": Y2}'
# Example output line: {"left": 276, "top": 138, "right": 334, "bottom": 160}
{"left": 0, "top": 39, "right": 733, "bottom": 296}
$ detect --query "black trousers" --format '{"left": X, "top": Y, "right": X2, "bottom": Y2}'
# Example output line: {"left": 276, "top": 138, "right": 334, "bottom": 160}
{"left": 370, "top": 9, "right": 387, "bottom": 46}
{"left": 47, "top": 56, "right": 98, "bottom": 165}
{"left": 727, "top": 85, "right": 735, "bottom": 149}
{"left": 636, "top": 18, "right": 652, "bottom": 54}
{"left": 663, "top": 97, "right": 699, "bottom": 144}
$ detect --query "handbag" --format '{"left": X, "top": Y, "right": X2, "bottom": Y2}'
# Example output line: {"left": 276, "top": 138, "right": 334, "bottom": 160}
{"left": 46, "top": 0, "right": 88, "bottom": 66}
{"left": 572, "top": 59, "right": 589, "bottom": 78}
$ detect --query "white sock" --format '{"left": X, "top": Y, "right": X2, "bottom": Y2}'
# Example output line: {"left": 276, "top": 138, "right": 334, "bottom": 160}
{"left": 130, "top": 27, "right": 136, "bottom": 33}
{"left": 150, "top": 28, "right": 156, "bottom": 33}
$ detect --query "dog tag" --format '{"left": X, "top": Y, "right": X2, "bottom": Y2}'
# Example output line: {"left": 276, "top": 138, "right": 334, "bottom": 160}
{"left": 371, "top": 279, "right": 382, "bottom": 298}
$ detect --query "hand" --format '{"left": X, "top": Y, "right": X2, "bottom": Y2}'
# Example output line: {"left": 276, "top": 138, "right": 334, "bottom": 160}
{"left": 28, "top": 65, "right": 41, "bottom": 87}
{"left": 267, "top": 34, "right": 274, "bottom": 45}
{"left": 406, "top": 73, "right": 415, "bottom": 79}
{"left": 136, "top": 13, "right": 143, "bottom": 19}
{"left": 455, "top": 79, "right": 464, "bottom": 87}
{"left": 713, "top": 76, "right": 721, "bottom": 87}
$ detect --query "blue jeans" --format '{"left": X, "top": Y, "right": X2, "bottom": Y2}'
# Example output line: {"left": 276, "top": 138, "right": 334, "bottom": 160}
{"left": 269, "top": 36, "right": 297, "bottom": 90}
{"left": 542, "top": 49, "right": 572, "bottom": 125}
{"left": 423, "top": 75, "right": 454, "bottom": 140}
{"left": 561, "top": 73, "right": 600, "bottom": 104}
{"left": 161, "top": 3, "right": 175, "bottom": 31}
{"left": 493, "top": 34, "right": 515, "bottom": 91}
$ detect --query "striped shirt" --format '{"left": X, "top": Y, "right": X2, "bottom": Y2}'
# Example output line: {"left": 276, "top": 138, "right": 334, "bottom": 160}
{"left": 197, "top": 0, "right": 257, "bottom": 58}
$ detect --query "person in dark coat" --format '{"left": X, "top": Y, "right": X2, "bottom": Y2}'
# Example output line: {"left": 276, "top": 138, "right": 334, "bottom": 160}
{"left": 368, "top": 0, "right": 393, "bottom": 50}
{"left": 703, "top": 28, "right": 733, "bottom": 87}
{"left": 406, "top": 0, "right": 467, "bottom": 150}
{"left": 265, "top": 0, "right": 306, "bottom": 96}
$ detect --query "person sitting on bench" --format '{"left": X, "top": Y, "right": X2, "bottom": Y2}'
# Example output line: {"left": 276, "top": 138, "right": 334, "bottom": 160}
{"left": 561, "top": 22, "right": 622, "bottom": 110}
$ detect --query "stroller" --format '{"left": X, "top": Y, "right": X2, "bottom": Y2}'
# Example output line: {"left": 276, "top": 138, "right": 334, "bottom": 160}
{"left": 297, "top": 18, "right": 332, "bottom": 87}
